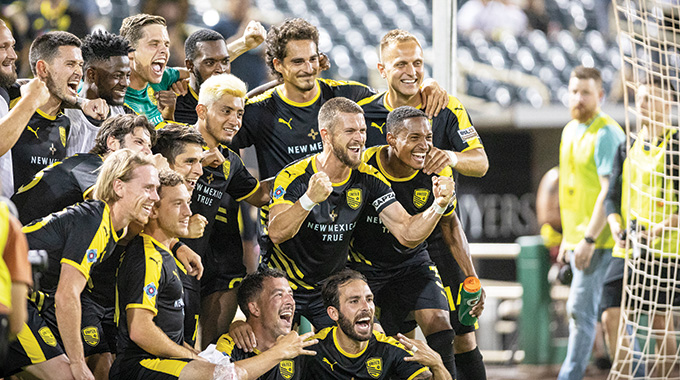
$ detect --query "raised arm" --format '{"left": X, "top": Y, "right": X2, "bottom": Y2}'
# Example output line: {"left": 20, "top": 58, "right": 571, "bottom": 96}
{"left": 0, "top": 78, "right": 50, "bottom": 156}
{"left": 378, "top": 176, "right": 455, "bottom": 248}
{"left": 227, "top": 21, "right": 267, "bottom": 61}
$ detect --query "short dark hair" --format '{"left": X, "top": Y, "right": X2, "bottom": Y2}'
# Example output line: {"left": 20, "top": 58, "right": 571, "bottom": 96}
{"left": 185, "top": 29, "right": 225, "bottom": 61}
{"left": 322, "top": 269, "right": 367, "bottom": 309}
{"left": 386, "top": 106, "right": 428, "bottom": 136}
{"left": 152, "top": 124, "right": 205, "bottom": 164}
{"left": 90, "top": 114, "right": 156, "bottom": 155}
{"left": 318, "top": 97, "right": 364, "bottom": 133}
{"left": 158, "top": 169, "right": 184, "bottom": 194}
{"left": 120, "top": 14, "right": 166, "bottom": 48}
{"left": 266, "top": 18, "right": 319, "bottom": 80}
{"left": 81, "top": 30, "right": 133, "bottom": 69}
{"left": 571, "top": 66, "right": 602, "bottom": 88}
{"left": 237, "top": 268, "right": 288, "bottom": 318}
{"left": 29, "top": 31, "right": 81, "bottom": 75}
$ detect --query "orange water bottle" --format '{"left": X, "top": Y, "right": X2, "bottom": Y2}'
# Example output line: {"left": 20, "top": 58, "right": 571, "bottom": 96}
{"left": 458, "top": 276, "right": 481, "bottom": 326}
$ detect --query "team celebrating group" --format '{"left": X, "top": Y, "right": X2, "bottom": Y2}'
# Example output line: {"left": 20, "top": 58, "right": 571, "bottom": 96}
{"left": 0, "top": 12, "right": 490, "bottom": 380}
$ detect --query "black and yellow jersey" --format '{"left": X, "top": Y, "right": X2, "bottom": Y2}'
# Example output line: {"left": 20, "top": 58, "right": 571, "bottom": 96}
{"left": 115, "top": 233, "right": 186, "bottom": 358}
{"left": 349, "top": 146, "right": 455, "bottom": 269}
{"left": 173, "top": 85, "right": 199, "bottom": 125}
{"left": 215, "top": 333, "right": 302, "bottom": 380}
{"left": 180, "top": 145, "right": 259, "bottom": 258}
{"left": 264, "top": 154, "right": 397, "bottom": 290}
{"left": 21, "top": 200, "right": 123, "bottom": 296}
{"left": 358, "top": 92, "right": 484, "bottom": 152}
{"left": 11, "top": 153, "right": 103, "bottom": 224}
{"left": 230, "top": 78, "right": 375, "bottom": 179}
{"left": 299, "top": 326, "right": 427, "bottom": 380}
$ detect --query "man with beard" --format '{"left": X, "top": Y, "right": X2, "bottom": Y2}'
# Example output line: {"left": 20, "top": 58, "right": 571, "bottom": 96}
{"left": 112, "top": 172, "right": 315, "bottom": 380}
{"left": 296, "top": 269, "right": 451, "bottom": 380}
{"left": 265, "top": 97, "right": 454, "bottom": 329}
{"left": 557, "top": 66, "right": 625, "bottom": 380}
{"left": 0, "top": 19, "right": 51, "bottom": 158}
{"left": 65, "top": 30, "right": 135, "bottom": 156}
{"left": 0, "top": 150, "right": 160, "bottom": 380}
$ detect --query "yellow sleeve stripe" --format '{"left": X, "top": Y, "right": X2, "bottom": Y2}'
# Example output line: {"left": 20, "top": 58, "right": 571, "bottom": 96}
{"left": 139, "top": 358, "right": 188, "bottom": 377}
{"left": 273, "top": 156, "right": 314, "bottom": 193}
{"left": 22, "top": 214, "right": 54, "bottom": 234}
{"left": 142, "top": 235, "right": 163, "bottom": 311}
{"left": 356, "top": 92, "right": 383, "bottom": 106}
{"left": 236, "top": 181, "right": 260, "bottom": 202}
{"left": 407, "top": 367, "right": 429, "bottom": 380}
{"left": 357, "top": 162, "right": 391, "bottom": 187}
{"left": 362, "top": 145, "right": 382, "bottom": 163}
{"left": 215, "top": 334, "right": 235, "bottom": 355}
{"left": 271, "top": 199, "right": 294, "bottom": 207}
{"left": 318, "top": 77, "right": 371, "bottom": 88}
{"left": 16, "top": 323, "right": 47, "bottom": 363}
{"left": 126, "top": 303, "right": 158, "bottom": 316}
{"left": 61, "top": 259, "right": 90, "bottom": 281}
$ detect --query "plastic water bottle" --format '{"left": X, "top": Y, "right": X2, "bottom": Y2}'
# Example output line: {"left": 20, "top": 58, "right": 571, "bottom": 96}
{"left": 458, "top": 276, "right": 481, "bottom": 326}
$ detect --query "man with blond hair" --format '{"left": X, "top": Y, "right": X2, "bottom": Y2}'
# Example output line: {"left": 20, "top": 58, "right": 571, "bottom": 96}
{"left": 0, "top": 149, "right": 160, "bottom": 380}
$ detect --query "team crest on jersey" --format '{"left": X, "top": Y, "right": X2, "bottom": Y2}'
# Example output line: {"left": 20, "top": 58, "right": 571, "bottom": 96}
{"left": 148, "top": 87, "right": 158, "bottom": 105}
{"left": 413, "top": 188, "right": 430, "bottom": 208}
{"left": 86, "top": 249, "right": 97, "bottom": 263}
{"left": 346, "top": 188, "right": 362, "bottom": 210}
{"left": 273, "top": 185, "right": 285, "bottom": 199}
{"left": 82, "top": 326, "right": 100, "bottom": 346}
{"left": 39, "top": 327, "right": 57, "bottom": 347}
{"left": 59, "top": 126, "right": 67, "bottom": 147}
{"left": 366, "top": 357, "right": 382, "bottom": 378}
{"left": 144, "top": 283, "right": 157, "bottom": 298}
{"left": 458, "top": 127, "right": 479, "bottom": 143}
{"left": 279, "top": 360, "right": 295, "bottom": 379}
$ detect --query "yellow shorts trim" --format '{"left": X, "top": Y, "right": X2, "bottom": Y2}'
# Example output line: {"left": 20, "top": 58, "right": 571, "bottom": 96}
{"left": 139, "top": 358, "right": 188, "bottom": 377}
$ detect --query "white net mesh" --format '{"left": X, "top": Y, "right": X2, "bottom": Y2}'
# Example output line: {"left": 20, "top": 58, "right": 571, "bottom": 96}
{"left": 610, "top": 1, "right": 680, "bottom": 379}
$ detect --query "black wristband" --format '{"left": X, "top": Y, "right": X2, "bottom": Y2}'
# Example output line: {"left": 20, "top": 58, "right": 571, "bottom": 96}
{"left": 584, "top": 236, "right": 595, "bottom": 244}
{"left": 171, "top": 240, "right": 185, "bottom": 255}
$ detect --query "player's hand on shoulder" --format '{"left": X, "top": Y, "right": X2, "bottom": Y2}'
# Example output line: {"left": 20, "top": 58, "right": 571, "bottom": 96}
{"left": 202, "top": 147, "right": 225, "bottom": 168}
{"left": 420, "top": 78, "right": 448, "bottom": 119}
{"left": 81, "top": 98, "right": 109, "bottom": 120}
{"left": 272, "top": 331, "right": 318, "bottom": 359}
{"left": 229, "top": 320, "right": 257, "bottom": 352}
{"left": 306, "top": 172, "right": 333, "bottom": 204}
{"left": 20, "top": 78, "right": 50, "bottom": 109}
{"left": 423, "top": 147, "right": 452, "bottom": 175}
{"left": 431, "top": 175, "right": 455, "bottom": 207}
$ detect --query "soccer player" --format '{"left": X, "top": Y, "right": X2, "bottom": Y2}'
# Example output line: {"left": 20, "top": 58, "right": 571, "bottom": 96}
{"left": 230, "top": 18, "right": 448, "bottom": 181}
{"left": 602, "top": 79, "right": 679, "bottom": 376}
{"left": 65, "top": 30, "right": 135, "bottom": 156}
{"left": 298, "top": 269, "right": 451, "bottom": 380}
{"left": 265, "top": 97, "right": 454, "bottom": 329}
{"left": 0, "top": 149, "right": 159, "bottom": 380}
{"left": 11, "top": 114, "right": 155, "bottom": 224}
{"left": 557, "top": 66, "right": 625, "bottom": 380}
{"left": 111, "top": 170, "right": 315, "bottom": 380}
{"left": 350, "top": 106, "right": 485, "bottom": 380}
{"left": 359, "top": 29, "right": 488, "bottom": 177}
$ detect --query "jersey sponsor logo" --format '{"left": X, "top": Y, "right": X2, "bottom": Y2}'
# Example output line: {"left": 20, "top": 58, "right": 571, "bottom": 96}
{"left": 26, "top": 125, "right": 40, "bottom": 139}
{"left": 308, "top": 129, "right": 319, "bottom": 140}
{"left": 38, "top": 326, "right": 58, "bottom": 347}
{"left": 347, "top": 188, "right": 362, "bottom": 210}
{"left": 206, "top": 173, "right": 214, "bottom": 185}
{"left": 458, "top": 126, "right": 479, "bottom": 142}
{"left": 147, "top": 87, "right": 158, "bottom": 105}
{"left": 144, "top": 283, "right": 157, "bottom": 298}
{"left": 322, "top": 357, "right": 337, "bottom": 371}
{"left": 278, "top": 117, "right": 293, "bottom": 129}
{"left": 371, "top": 122, "right": 385, "bottom": 135}
{"left": 366, "top": 357, "right": 382, "bottom": 378}
{"left": 413, "top": 188, "right": 430, "bottom": 208}
{"left": 86, "top": 249, "right": 98, "bottom": 263}
{"left": 273, "top": 186, "right": 285, "bottom": 199}
{"left": 174, "top": 298, "right": 185, "bottom": 309}
{"left": 82, "top": 326, "right": 100, "bottom": 346}
{"left": 279, "top": 360, "right": 295, "bottom": 379}
{"left": 59, "top": 126, "right": 67, "bottom": 147}
{"left": 372, "top": 192, "right": 396, "bottom": 211}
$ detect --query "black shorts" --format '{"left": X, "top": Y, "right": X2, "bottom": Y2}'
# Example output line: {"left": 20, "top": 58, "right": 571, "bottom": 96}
{"left": 0, "top": 302, "right": 64, "bottom": 377}
{"left": 200, "top": 245, "right": 246, "bottom": 298}
{"left": 110, "top": 355, "right": 192, "bottom": 380}
{"left": 628, "top": 255, "right": 680, "bottom": 312}
{"left": 37, "top": 291, "right": 116, "bottom": 356}
{"left": 353, "top": 260, "right": 449, "bottom": 336}
{"left": 292, "top": 288, "right": 334, "bottom": 330}
{"left": 600, "top": 257, "right": 626, "bottom": 313}
{"left": 430, "top": 252, "right": 477, "bottom": 335}
{"left": 181, "top": 272, "right": 201, "bottom": 347}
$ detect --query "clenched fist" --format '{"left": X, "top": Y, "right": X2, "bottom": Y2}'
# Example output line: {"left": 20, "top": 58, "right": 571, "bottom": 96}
{"left": 306, "top": 172, "right": 333, "bottom": 204}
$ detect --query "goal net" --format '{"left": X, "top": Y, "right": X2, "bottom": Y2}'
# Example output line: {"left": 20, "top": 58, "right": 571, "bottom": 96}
{"left": 610, "top": 1, "right": 680, "bottom": 379}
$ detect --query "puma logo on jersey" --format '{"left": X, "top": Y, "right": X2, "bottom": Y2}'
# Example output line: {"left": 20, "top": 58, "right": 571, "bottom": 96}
{"left": 323, "top": 357, "right": 337, "bottom": 371}
{"left": 27, "top": 125, "right": 40, "bottom": 139}
{"left": 371, "top": 122, "right": 385, "bottom": 134}
{"left": 278, "top": 117, "right": 293, "bottom": 129}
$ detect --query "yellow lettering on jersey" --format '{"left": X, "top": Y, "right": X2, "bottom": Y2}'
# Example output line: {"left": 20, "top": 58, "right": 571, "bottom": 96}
{"left": 413, "top": 189, "right": 430, "bottom": 208}
{"left": 278, "top": 117, "right": 293, "bottom": 129}
{"left": 279, "top": 360, "right": 294, "bottom": 379}
{"left": 82, "top": 326, "right": 100, "bottom": 346}
{"left": 366, "top": 357, "right": 382, "bottom": 378}
{"left": 371, "top": 122, "right": 385, "bottom": 135}
{"left": 347, "top": 188, "right": 362, "bottom": 210}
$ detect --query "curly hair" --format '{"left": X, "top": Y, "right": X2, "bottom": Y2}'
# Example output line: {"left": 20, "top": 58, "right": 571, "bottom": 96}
{"left": 265, "top": 18, "right": 319, "bottom": 80}
{"left": 81, "top": 30, "right": 134, "bottom": 69}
